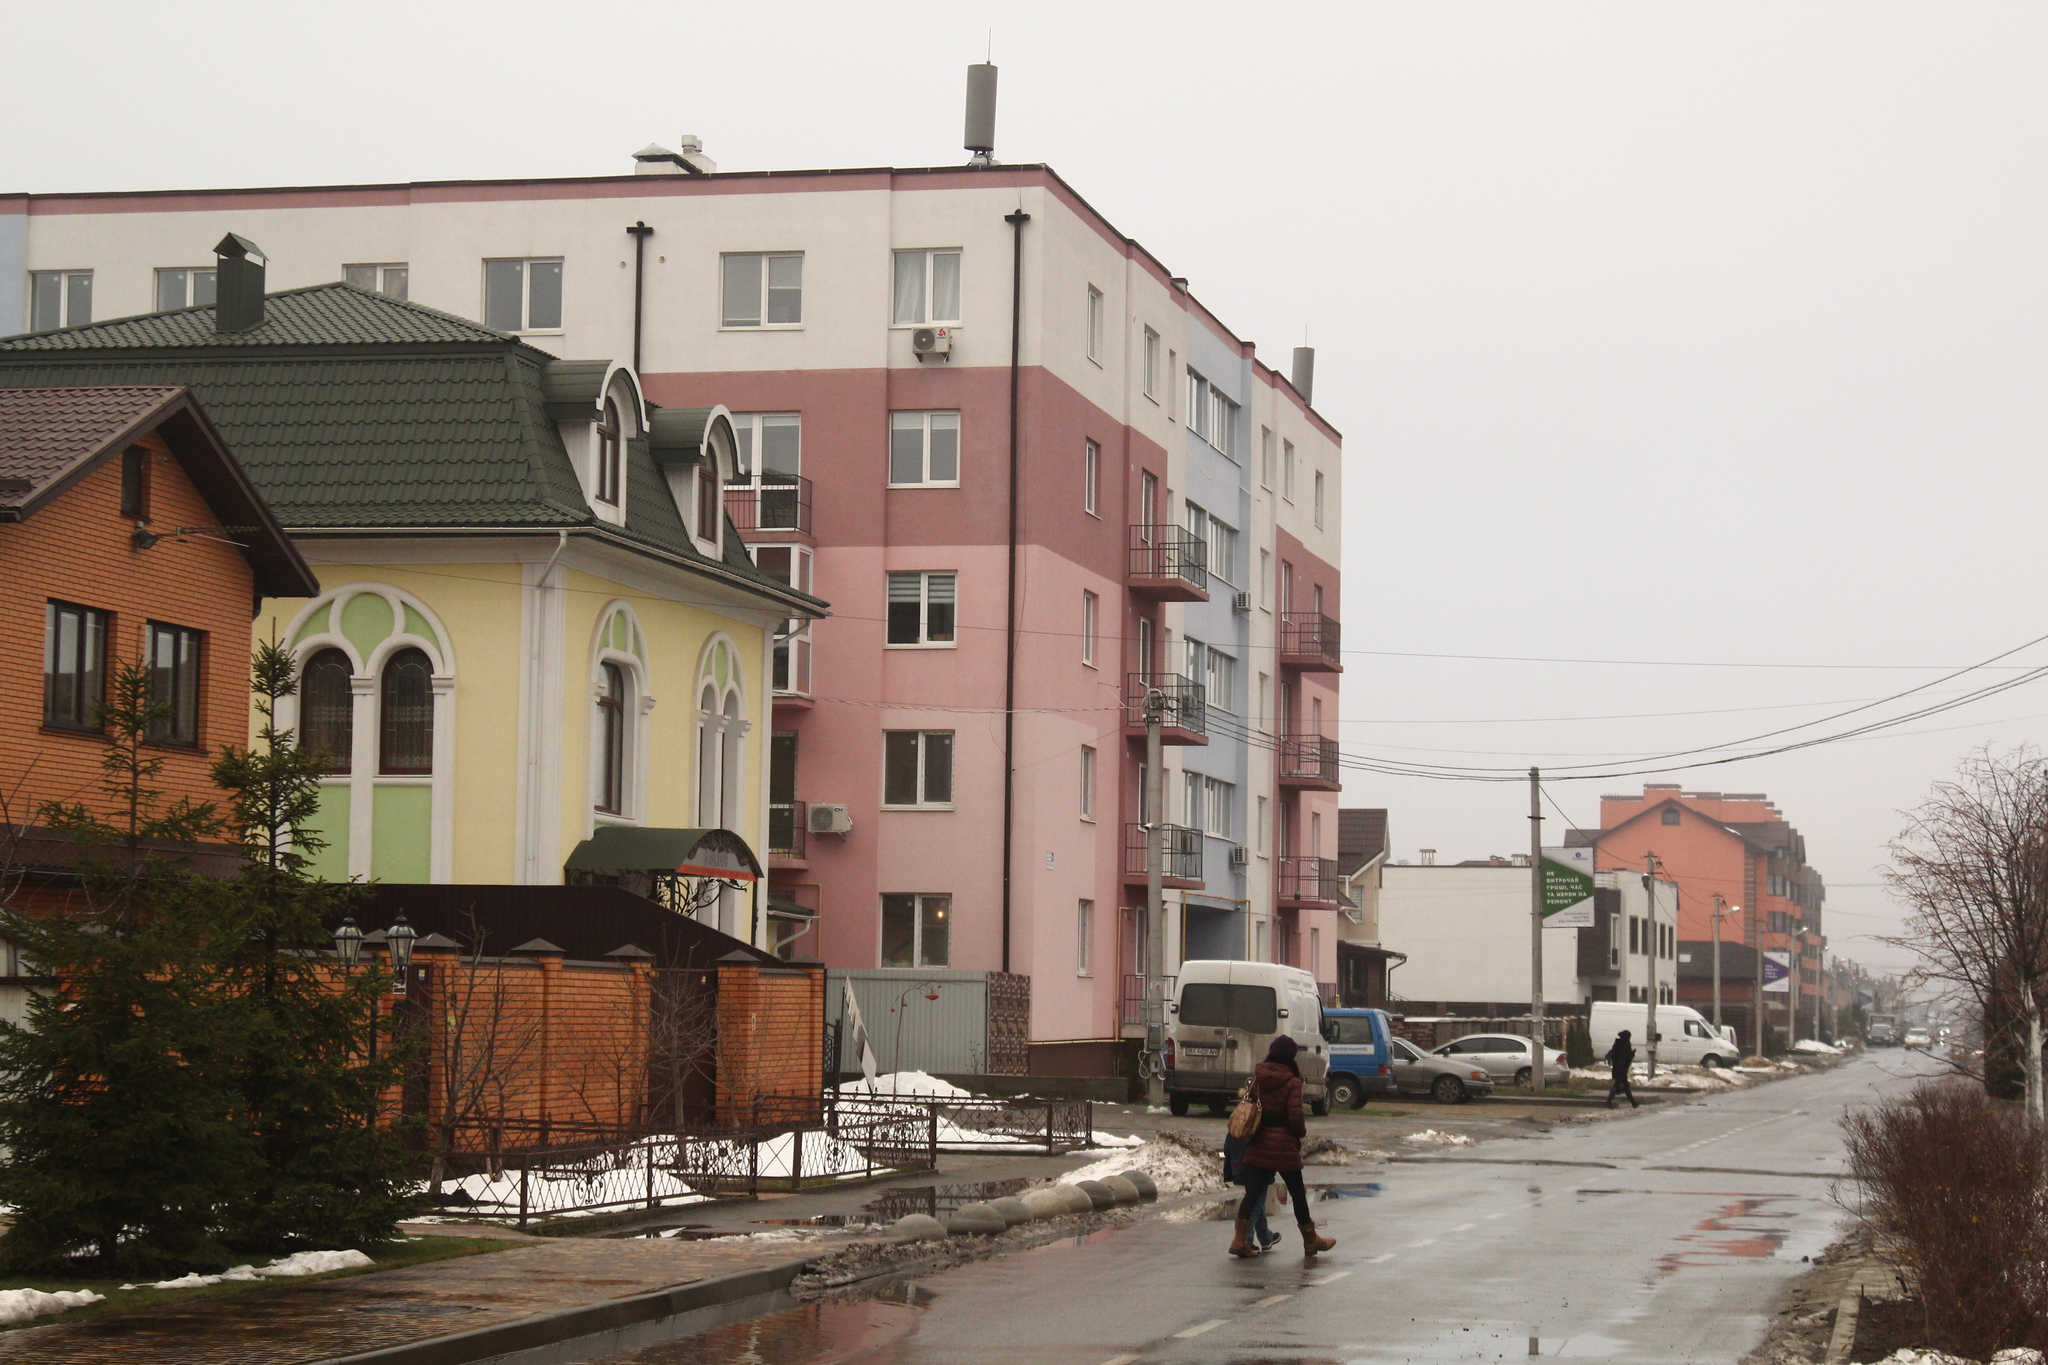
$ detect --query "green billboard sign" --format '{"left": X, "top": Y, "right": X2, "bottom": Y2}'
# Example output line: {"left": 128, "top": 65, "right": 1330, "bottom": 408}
{"left": 1540, "top": 847, "right": 1597, "bottom": 927}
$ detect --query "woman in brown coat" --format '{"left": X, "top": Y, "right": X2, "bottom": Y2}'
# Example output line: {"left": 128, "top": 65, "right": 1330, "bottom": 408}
{"left": 1230, "top": 1035, "right": 1337, "bottom": 1257}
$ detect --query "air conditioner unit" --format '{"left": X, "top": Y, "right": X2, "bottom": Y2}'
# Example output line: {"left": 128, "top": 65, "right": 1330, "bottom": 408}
{"left": 911, "top": 326, "right": 952, "bottom": 360}
{"left": 808, "top": 804, "right": 854, "bottom": 836}
{"left": 1230, "top": 844, "right": 1250, "bottom": 866}
{"left": 1232, "top": 590, "right": 1251, "bottom": 613}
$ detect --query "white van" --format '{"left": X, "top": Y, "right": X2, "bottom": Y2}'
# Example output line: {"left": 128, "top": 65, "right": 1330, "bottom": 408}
{"left": 1588, "top": 1002, "right": 1739, "bottom": 1069}
{"left": 1164, "top": 960, "right": 1332, "bottom": 1116}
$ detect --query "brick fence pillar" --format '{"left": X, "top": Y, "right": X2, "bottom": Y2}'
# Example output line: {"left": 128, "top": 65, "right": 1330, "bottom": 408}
{"left": 716, "top": 951, "right": 761, "bottom": 1127}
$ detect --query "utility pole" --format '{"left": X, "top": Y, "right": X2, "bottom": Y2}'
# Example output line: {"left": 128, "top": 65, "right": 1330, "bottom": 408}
{"left": 1144, "top": 687, "right": 1168, "bottom": 1106}
{"left": 1528, "top": 767, "right": 1546, "bottom": 1095}
{"left": 1643, "top": 852, "right": 1660, "bottom": 1080}
{"left": 1752, "top": 894, "right": 1765, "bottom": 1058}
{"left": 1711, "top": 893, "right": 1725, "bottom": 1028}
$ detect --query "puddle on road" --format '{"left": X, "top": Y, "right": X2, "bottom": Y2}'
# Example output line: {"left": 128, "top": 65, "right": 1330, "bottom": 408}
{"left": 584, "top": 1282, "right": 933, "bottom": 1365}
{"left": 751, "top": 1179, "right": 1034, "bottom": 1228}
{"left": 1314, "top": 1182, "right": 1385, "bottom": 1201}
{"left": 1651, "top": 1195, "right": 1799, "bottom": 1276}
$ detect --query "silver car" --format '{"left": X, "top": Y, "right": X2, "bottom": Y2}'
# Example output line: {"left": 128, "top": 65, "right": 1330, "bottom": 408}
{"left": 1432, "top": 1033, "right": 1571, "bottom": 1088}
{"left": 1389, "top": 1036, "right": 1496, "bottom": 1104}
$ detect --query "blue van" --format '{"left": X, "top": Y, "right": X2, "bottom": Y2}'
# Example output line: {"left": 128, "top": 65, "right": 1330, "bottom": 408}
{"left": 1322, "top": 1007, "right": 1398, "bottom": 1109}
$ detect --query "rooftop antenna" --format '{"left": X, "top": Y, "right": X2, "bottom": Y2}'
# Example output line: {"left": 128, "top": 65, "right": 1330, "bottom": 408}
{"left": 965, "top": 61, "right": 998, "bottom": 166}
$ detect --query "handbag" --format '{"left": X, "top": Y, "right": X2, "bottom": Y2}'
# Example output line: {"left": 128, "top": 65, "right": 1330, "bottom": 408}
{"left": 1226, "top": 1081, "right": 1262, "bottom": 1142}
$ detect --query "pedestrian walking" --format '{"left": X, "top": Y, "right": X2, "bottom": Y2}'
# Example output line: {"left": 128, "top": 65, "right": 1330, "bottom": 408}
{"left": 1606, "top": 1029, "right": 1639, "bottom": 1109}
{"left": 1222, "top": 1129, "right": 1280, "bottom": 1252}
{"left": 1228, "top": 1035, "right": 1336, "bottom": 1258}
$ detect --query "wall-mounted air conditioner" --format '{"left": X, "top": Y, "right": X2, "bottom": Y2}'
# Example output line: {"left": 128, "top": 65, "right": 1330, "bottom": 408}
{"left": 1232, "top": 590, "right": 1252, "bottom": 613}
{"left": 809, "top": 804, "right": 854, "bottom": 835}
{"left": 1230, "top": 844, "right": 1250, "bottom": 866}
{"left": 912, "top": 327, "right": 952, "bottom": 361}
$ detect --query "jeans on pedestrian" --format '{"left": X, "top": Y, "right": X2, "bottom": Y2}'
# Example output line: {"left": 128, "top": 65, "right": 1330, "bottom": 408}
{"left": 1246, "top": 1186, "right": 1274, "bottom": 1246}
{"left": 1237, "top": 1165, "right": 1311, "bottom": 1225}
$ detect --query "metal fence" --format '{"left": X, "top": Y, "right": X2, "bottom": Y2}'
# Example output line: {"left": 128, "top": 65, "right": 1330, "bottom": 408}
{"left": 924, "top": 1095, "right": 1095, "bottom": 1154}
{"left": 1125, "top": 822, "right": 1203, "bottom": 883}
{"left": 725, "top": 477, "right": 813, "bottom": 534}
{"left": 1127, "top": 524, "right": 1208, "bottom": 591}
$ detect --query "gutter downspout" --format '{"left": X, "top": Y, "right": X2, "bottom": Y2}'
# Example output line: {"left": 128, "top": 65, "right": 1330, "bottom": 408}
{"left": 521, "top": 529, "right": 570, "bottom": 884}
{"left": 626, "top": 222, "right": 654, "bottom": 372}
{"left": 1000, "top": 208, "right": 1030, "bottom": 976}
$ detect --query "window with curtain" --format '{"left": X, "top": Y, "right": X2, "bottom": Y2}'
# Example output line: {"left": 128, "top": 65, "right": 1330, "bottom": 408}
{"left": 597, "top": 661, "right": 626, "bottom": 814}
{"left": 378, "top": 648, "right": 434, "bottom": 775}
{"left": 893, "top": 249, "right": 961, "bottom": 324}
{"left": 301, "top": 648, "right": 354, "bottom": 773}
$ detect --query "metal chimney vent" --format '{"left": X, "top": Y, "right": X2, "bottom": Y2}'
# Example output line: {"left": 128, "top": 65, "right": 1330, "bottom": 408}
{"left": 213, "top": 233, "right": 268, "bottom": 333}
{"left": 964, "top": 63, "right": 998, "bottom": 164}
{"left": 1291, "top": 346, "right": 1316, "bottom": 405}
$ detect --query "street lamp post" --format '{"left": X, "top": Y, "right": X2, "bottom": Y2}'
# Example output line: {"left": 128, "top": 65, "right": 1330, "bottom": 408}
{"left": 387, "top": 915, "right": 418, "bottom": 996}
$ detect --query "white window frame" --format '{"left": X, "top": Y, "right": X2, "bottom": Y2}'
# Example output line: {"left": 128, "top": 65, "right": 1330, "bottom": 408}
{"left": 1082, "top": 439, "right": 1100, "bottom": 515}
{"left": 1167, "top": 351, "right": 1179, "bottom": 420}
{"left": 482, "top": 257, "right": 563, "bottom": 333}
{"left": 1081, "top": 591, "right": 1099, "bottom": 667}
{"left": 885, "top": 571, "right": 958, "bottom": 648}
{"left": 1256, "top": 795, "right": 1269, "bottom": 855}
{"left": 1283, "top": 439, "right": 1297, "bottom": 502}
{"left": 1079, "top": 745, "right": 1097, "bottom": 820}
{"left": 1259, "top": 550, "right": 1272, "bottom": 610}
{"left": 889, "top": 411, "right": 961, "bottom": 488}
{"left": 344, "top": 263, "right": 409, "bottom": 299}
{"left": 1086, "top": 285, "right": 1104, "bottom": 363}
{"left": 1142, "top": 327, "right": 1161, "bottom": 399}
{"left": 1183, "top": 771, "right": 1203, "bottom": 831}
{"left": 29, "top": 270, "right": 91, "bottom": 331}
{"left": 721, "top": 251, "right": 804, "bottom": 329}
{"left": 154, "top": 266, "right": 216, "bottom": 311}
{"left": 1314, "top": 469, "right": 1326, "bottom": 528}
{"left": 728, "top": 412, "right": 803, "bottom": 486}
{"left": 1203, "top": 776, "right": 1234, "bottom": 839}
{"left": 1186, "top": 369, "right": 1209, "bottom": 440}
{"left": 1205, "top": 646, "right": 1236, "bottom": 714}
{"left": 1260, "top": 426, "right": 1275, "bottom": 489}
{"left": 892, "top": 248, "right": 961, "bottom": 326}
{"left": 1077, "top": 899, "right": 1094, "bottom": 975}
{"left": 881, "top": 729, "right": 955, "bottom": 809}
{"left": 880, "top": 893, "right": 951, "bottom": 968}
{"left": 1209, "top": 389, "right": 1238, "bottom": 458}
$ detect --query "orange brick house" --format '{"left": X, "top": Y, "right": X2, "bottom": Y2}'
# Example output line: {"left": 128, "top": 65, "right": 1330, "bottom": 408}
{"left": 1580, "top": 785, "right": 1826, "bottom": 1049}
{"left": 0, "top": 386, "right": 316, "bottom": 902}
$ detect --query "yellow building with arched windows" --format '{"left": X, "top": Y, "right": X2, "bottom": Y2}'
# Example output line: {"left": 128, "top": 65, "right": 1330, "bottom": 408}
{"left": 0, "top": 277, "right": 824, "bottom": 947}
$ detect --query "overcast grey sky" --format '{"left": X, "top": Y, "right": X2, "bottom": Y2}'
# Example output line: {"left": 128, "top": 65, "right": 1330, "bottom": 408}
{"left": 14, "top": 1, "right": 2046, "bottom": 977}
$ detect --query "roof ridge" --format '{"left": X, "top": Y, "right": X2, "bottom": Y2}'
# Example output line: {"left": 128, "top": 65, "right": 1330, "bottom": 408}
{"left": 284, "top": 280, "right": 518, "bottom": 341}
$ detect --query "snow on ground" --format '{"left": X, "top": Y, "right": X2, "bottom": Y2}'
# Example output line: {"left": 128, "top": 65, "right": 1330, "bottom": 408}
{"left": 1569, "top": 1064, "right": 1751, "bottom": 1089}
{"left": 1057, "top": 1131, "right": 1227, "bottom": 1195}
{"left": 123, "top": 1249, "right": 374, "bottom": 1291}
{"left": 1402, "top": 1129, "right": 1476, "bottom": 1146}
{"left": 835, "top": 1071, "right": 974, "bottom": 1100}
{"left": 1792, "top": 1039, "right": 1843, "bottom": 1055}
{"left": 0, "top": 1288, "right": 103, "bottom": 1324}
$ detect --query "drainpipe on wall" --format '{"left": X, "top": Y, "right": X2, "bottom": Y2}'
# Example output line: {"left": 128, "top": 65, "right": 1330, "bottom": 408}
{"left": 626, "top": 222, "right": 654, "bottom": 372}
{"left": 999, "top": 208, "right": 1030, "bottom": 975}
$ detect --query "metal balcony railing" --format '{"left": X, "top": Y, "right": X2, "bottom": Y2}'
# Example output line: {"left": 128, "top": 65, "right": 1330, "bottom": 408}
{"left": 768, "top": 801, "right": 807, "bottom": 858}
{"left": 1120, "top": 972, "right": 1177, "bottom": 1028}
{"left": 1278, "top": 734, "right": 1340, "bottom": 785}
{"left": 1124, "top": 822, "right": 1203, "bottom": 883}
{"left": 1127, "top": 525, "right": 1208, "bottom": 593}
{"left": 1279, "top": 612, "right": 1342, "bottom": 670}
{"left": 1278, "top": 855, "right": 1341, "bottom": 905}
{"left": 725, "top": 477, "right": 813, "bottom": 535}
{"left": 1125, "top": 673, "right": 1206, "bottom": 738}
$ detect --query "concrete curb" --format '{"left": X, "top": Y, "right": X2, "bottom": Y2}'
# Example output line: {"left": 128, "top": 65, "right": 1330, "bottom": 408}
{"left": 318, "top": 1256, "right": 815, "bottom": 1365}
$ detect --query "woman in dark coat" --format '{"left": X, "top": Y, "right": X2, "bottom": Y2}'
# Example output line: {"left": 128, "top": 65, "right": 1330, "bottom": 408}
{"left": 1230, "top": 1035, "right": 1336, "bottom": 1257}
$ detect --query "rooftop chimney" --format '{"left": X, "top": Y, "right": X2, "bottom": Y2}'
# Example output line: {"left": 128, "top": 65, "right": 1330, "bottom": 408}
{"left": 1291, "top": 345, "right": 1316, "bottom": 405}
{"left": 676, "top": 135, "right": 717, "bottom": 174}
{"left": 964, "top": 63, "right": 998, "bottom": 164}
{"left": 1420, "top": 848, "right": 1436, "bottom": 866}
{"left": 213, "top": 233, "right": 267, "bottom": 333}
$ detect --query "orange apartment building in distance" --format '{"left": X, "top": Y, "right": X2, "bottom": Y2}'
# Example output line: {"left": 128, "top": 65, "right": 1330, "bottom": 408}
{"left": 1580, "top": 785, "right": 1826, "bottom": 1050}
{"left": 0, "top": 385, "right": 316, "bottom": 910}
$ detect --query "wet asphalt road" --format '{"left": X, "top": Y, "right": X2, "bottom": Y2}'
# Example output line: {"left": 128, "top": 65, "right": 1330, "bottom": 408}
{"left": 603, "top": 1050, "right": 1940, "bottom": 1364}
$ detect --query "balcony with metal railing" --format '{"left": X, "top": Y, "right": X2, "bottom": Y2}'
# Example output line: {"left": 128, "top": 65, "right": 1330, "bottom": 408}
{"left": 1124, "top": 673, "right": 1207, "bottom": 746}
{"left": 1123, "top": 822, "right": 1204, "bottom": 889}
{"left": 1279, "top": 612, "right": 1342, "bottom": 672}
{"left": 1127, "top": 525, "right": 1208, "bottom": 601}
{"left": 768, "top": 801, "right": 807, "bottom": 865}
{"left": 725, "top": 477, "right": 814, "bottom": 539}
{"left": 1277, "top": 855, "right": 1343, "bottom": 909}
{"left": 1278, "top": 734, "right": 1341, "bottom": 791}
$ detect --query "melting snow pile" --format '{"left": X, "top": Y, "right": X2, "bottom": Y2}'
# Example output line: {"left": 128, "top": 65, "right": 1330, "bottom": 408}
{"left": 0, "top": 1288, "right": 102, "bottom": 1324}
{"left": 1059, "top": 1129, "right": 1226, "bottom": 1195}
{"left": 124, "top": 1249, "right": 374, "bottom": 1291}
{"left": 836, "top": 1071, "right": 973, "bottom": 1099}
{"left": 1793, "top": 1039, "right": 1844, "bottom": 1055}
{"left": 1402, "top": 1129, "right": 1475, "bottom": 1147}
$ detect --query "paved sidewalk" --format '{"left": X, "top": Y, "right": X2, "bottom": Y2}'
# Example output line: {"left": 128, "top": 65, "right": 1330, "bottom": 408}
{"left": 0, "top": 1237, "right": 831, "bottom": 1364}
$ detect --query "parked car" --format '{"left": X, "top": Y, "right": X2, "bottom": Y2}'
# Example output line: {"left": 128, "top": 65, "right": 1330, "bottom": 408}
{"left": 1430, "top": 1033, "right": 1570, "bottom": 1087}
{"left": 1323, "top": 1007, "right": 1398, "bottom": 1108}
{"left": 1164, "top": 960, "right": 1332, "bottom": 1117}
{"left": 1389, "top": 1035, "right": 1495, "bottom": 1104}
{"left": 1904, "top": 1028, "right": 1932, "bottom": 1050}
{"left": 1587, "top": 1002, "right": 1739, "bottom": 1068}
{"left": 1867, "top": 1014, "right": 1900, "bottom": 1047}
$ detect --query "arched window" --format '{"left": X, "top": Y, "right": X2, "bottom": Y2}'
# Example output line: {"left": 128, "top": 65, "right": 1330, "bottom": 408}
{"left": 596, "top": 661, "right": 627, "bottom": 814}
{"left": 379, "top": 647, "right": 434, "bottom": 775}
{"left": 596, "top": 399, "right": 622, "bottom": 506}
{"left": 697, "top": 683, "right": 719, "bottom": 825}
{"left": 301, "top": 648, "right": 354, "bottom": 774}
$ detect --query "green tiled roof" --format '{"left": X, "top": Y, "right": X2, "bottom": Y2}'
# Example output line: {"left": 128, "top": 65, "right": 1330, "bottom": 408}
{"left": 0, "top": 285, "right": 818, "bottom": 611}
{"left": 0, "top": 282, "right": 513, "bottom": 350}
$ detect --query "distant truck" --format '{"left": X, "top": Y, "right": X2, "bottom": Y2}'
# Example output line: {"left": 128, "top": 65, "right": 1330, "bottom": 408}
{"left": 1867, "top": 1015, "right": 1900, "bottom": 1046}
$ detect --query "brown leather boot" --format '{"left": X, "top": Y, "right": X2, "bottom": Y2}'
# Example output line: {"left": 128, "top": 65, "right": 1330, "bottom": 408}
{"left": 1228, "top": 1218, "right": 1256, "bottom": 1257}
{"left": 1300, "top": 1220, "right": 1336, "bottom": 1255}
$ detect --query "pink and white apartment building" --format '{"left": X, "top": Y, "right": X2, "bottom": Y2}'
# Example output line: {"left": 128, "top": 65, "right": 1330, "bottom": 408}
{"left": 3, "top": 145, "right": 1345, "bottom": 1062}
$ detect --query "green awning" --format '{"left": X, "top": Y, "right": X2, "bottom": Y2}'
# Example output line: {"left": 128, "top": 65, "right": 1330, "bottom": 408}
{"left": 766, "top": 897, "right": 816, "bottom": 922}
{"left": 563, "top": 826, "right": 761, "bottom": 881}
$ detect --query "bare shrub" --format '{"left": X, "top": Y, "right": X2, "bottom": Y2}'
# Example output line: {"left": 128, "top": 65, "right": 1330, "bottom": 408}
{"left": 1840, "top": 1082, "right": 2048, "bottom": 1358}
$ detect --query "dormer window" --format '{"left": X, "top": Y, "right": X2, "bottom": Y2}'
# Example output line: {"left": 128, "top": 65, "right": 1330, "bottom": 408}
{"left": 596, "top": 399, "right": 622, "bottom": 505}
{"left": 696, "top": 459, "right": 721, "bottom": 543}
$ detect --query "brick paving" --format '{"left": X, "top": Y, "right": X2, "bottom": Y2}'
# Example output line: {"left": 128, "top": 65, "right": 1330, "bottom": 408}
{"left": 0, "top": 1236, "right": 829, "bottom": 1364}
